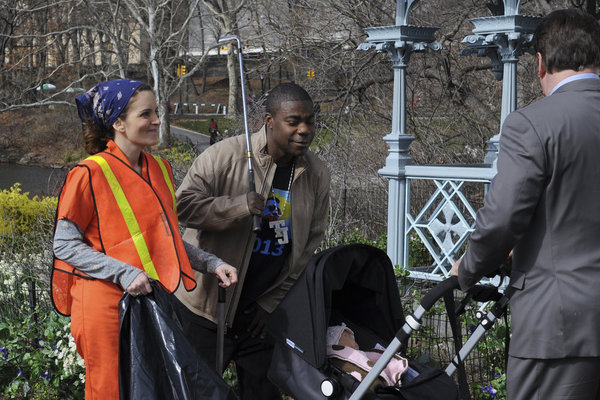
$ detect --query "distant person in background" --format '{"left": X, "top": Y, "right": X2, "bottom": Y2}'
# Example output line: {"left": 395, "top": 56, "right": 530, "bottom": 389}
{"left": 209, "top": 118, "right": 220, "bottom": 145}
{"left": 51, "top": 79, "right": 237, "bottom": 399}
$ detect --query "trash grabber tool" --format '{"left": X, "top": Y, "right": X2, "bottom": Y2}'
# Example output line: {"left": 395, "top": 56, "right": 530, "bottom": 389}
{"left": 217, "top": 34, "right": 261, "bottom": 233}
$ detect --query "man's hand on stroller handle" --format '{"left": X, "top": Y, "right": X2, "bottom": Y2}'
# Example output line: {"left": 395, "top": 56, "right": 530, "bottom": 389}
{"left": 451, "top": 250, "right": 513, "bottom": 278}
{"left": 451, "top": 257, "right": 461, "bottom": 277}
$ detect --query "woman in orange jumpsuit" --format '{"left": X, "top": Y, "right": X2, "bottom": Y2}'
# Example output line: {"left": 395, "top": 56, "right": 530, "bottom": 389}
{"left": 51, "top": 79, "right": 237, "bottom": 399}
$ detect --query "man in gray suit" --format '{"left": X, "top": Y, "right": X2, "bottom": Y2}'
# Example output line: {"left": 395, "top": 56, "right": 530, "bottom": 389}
{"left": 451, "top": 9, "right": 600, "bottom": 400}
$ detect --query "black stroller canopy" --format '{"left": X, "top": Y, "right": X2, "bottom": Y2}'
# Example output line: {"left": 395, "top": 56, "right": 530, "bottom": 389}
{"left": 269, "top": 244, "right": 405, "bottom": 369}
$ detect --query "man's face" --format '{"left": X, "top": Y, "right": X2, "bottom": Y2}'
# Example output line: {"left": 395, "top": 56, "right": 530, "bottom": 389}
{"left": 265, "top": 100, "right": 315, "bottom": 165}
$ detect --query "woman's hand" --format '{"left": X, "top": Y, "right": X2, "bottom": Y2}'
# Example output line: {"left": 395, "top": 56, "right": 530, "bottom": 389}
{"left": 126, "top": 271, "right": 152, "bottom": 296}
{"left": 215, "top": 263, "right": 238, "bottom": 287}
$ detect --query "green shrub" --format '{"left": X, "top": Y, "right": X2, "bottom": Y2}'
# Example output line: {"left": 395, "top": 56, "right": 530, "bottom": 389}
{"left": 0, "top": 307, "right": 84, "bottom": 400}
{"left": 407, "top": 233, "right": 434, "bottom": 268}
{"left": 335, "top": 228, "right": 387, "bottom": 250}
{"left": 0, "top": 251, "right": 52, "bottom": 318}
{"left": 333, "top": 229, "right": 432, "bottom": 272}
{"left": 0, "top": 184, "right": 81, "bottom": 398}
{"left": 475, "top": 368, "right": 506, "bottom": 399}
{"left": 158, "top": 142, "right": 197, "bottom": 167}
{"left": 0, "top": 183, "right": 57, "bottom": 240}
{"left": 62, "top": 149, "right": 87, "bottom": 164}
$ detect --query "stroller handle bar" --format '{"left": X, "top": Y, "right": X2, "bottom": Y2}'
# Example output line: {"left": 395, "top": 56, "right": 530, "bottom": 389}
{"left": 420, "top": 276, "right": 460, "bottom": 311}
{"left": 349, "top": 277, "right": 460, "bottom": 400}
{"left": 349, "top": 276, "right": 504, "bottom": 400}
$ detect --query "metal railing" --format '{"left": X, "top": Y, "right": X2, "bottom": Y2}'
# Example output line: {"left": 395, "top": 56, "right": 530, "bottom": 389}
{"left": 404, "top": 165, "right": 496, "bottom": 280}
{"left": 172, "top": 102, "right": 224, "bottom": 115}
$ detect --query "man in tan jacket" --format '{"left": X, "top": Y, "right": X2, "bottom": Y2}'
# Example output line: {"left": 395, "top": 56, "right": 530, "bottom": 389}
{"left": 175, "top": 82, "right": 330, "bottom": 399}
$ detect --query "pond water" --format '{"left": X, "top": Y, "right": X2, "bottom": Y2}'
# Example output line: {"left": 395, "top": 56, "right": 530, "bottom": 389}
{"left": 0, "top": 163, "right": 68, "bottom": 197}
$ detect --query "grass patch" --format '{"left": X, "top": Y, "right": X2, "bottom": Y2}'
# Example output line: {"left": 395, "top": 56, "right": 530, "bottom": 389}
{"left": 62, "top": 149, "right": 87, "bottom": 164}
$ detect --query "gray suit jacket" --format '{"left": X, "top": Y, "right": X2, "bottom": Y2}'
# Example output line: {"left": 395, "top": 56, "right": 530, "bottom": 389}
{"left": 459, "top": 78, "right": 600, "bottom": 359}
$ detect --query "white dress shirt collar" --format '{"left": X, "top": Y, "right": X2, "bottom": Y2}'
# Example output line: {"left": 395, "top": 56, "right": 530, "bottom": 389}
{"left": 550, "top": 73, "right": 600, "bottom": 95}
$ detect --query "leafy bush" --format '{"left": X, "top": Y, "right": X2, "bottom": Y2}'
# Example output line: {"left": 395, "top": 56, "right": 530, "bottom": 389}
{"left": 335, "top": 228, "right": 388, "bottom": 250}
{"left": 333, "top": 229, "right": 432, "bottom": 271}
{"left": 158, "top": 142, "right": 197, "bottom": 168}
{"left": 475, "top": 369, "right": 506, "bottom": 399}
{"left": 156, "top": 140, "right": 201, "bottom": 189}
{"left": 222, "top": 363, "right": 239, "bottom": 396}
{"left": 0, "top": 183, "right": 57, "bottom": 243}
{"left": 407, "top": 233, "right": 434, "bottom": 268}
{"left": 0, "top": 307, "right": 84, "bottom": 400}
{"left": 0, "top": 243, "right": 85, "bottom": 400}
{"left": 0, "top": 252, "right": 52, "bottom": 318}
{"left": 62, "top": 149, "right": 87, "bottom": 164}
{"left": 0, "top": 183, "right": 84, "bottom": 399}
{"left": 0, "top": 183, "right": 56, "bottom": 321}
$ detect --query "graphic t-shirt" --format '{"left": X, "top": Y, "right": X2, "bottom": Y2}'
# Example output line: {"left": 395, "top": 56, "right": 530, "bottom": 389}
{"left": 236, "top": 163, "right": 294, "bottom": 319}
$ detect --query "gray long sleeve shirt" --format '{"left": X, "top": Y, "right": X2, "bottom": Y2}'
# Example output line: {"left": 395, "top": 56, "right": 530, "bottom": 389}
{"left": 53, "top": 218, "right": 224, "bottom": 290}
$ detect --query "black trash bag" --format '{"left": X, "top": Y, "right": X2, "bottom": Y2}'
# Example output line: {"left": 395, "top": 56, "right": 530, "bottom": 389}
{"left": 118, "top": 281, "right": 238, "bottom": 400}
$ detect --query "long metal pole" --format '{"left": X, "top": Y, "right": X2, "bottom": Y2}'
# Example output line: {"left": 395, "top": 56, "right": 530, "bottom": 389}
{"left": 213, "top": 35, "right": 261, "bottom": 375}
{"left": 216, "top": 286, "right": 226, "bottom": 373}
{"left": 218, "top": 34, "right": 261, "bottom": 232}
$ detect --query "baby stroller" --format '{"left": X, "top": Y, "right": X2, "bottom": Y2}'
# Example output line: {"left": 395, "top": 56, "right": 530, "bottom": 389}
{"left": 267, "top": 244, "right": 509, "bottom": 400}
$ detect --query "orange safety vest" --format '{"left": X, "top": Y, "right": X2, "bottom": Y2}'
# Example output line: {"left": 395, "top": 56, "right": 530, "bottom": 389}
{"left": 51, "top": 151, "right": 197, "bottom": 316}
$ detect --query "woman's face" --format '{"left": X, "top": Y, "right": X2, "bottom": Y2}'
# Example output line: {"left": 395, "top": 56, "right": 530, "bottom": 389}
{"left": 114, "top": 90, "right": 160, "bottom": 148}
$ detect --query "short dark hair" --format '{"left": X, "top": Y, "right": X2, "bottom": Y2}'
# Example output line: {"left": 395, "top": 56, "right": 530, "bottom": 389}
{"left": 265, "top": 82, "right": 313, "bottom": 116}
{"left": 533, "top": 8, "right": 600, "bottom": 73}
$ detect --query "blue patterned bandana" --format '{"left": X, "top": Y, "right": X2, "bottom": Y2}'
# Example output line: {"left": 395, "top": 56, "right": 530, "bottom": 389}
{"left": 75, "top": 79, "right": 144, "bottom": 130}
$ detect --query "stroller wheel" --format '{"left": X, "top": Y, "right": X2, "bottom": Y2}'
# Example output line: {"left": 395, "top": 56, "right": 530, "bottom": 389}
{"left": 320, "top": 379, "right": 339, "bottom": 397}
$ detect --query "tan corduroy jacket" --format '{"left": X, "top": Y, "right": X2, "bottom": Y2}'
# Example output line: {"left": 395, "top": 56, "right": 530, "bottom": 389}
{"left": 174, "top": 126, "right": 331, "bottom": 326}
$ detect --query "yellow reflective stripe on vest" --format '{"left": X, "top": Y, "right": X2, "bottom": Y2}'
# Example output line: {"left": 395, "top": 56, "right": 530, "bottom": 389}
{"left": 152, "top": 155, "right": 176, "bottom": 214}
{"left": 87, "top": 155, "right": 159, "bottom": 281}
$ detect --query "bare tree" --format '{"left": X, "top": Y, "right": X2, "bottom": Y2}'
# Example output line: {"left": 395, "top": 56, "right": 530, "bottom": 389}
{"left": 81, "top": 0, "right": 139, "bottom": 78}
{"left": 1, "top": 1, "right": 96, "bottom": 111}
{"left": 200, "top": 0, "right": 249, "bottom": 117}
{"left": 119, "top": 0, "right": 209, "bottom": 145}
{"left": 0, "top": 0, "right": 20, "bottom": 70}
{"left": 0, "top": 0, "right": 218, "bottom": 147}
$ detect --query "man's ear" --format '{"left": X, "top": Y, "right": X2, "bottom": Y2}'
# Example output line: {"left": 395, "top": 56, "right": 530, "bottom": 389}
{"left": 537, "top": 52, "right": 547, "bottom": 79}
{"left": 265, "top": 113, "right": 273, "bottom": 129}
